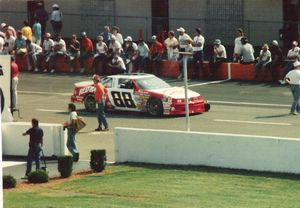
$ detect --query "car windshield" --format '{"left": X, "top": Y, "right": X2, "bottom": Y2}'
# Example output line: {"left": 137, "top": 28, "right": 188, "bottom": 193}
{"left": 136, "top": 76, "right": 171, "bottom": 90}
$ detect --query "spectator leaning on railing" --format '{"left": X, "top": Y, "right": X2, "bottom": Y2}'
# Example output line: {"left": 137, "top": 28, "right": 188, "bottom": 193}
{"left": 123, "top": 36, "right": 137, "bottom": 73}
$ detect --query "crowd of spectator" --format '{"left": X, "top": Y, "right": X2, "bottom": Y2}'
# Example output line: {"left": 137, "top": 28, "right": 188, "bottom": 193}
{"left": 1, "top": 3, "right": 300, "bottom": 84}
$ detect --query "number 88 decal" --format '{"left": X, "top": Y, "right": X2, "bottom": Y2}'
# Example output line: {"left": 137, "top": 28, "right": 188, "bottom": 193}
{"left": 111, "top": 91, "right": 136, "bottom": 108}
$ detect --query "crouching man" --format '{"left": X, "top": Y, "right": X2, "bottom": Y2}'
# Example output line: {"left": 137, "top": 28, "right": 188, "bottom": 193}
{"left": 22, "top": 118, "right": 44, "bottom": 178}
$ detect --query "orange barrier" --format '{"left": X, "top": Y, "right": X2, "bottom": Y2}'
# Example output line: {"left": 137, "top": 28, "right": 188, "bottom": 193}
{"left": 15, "top": 54, "right": 28, "bottom": 71}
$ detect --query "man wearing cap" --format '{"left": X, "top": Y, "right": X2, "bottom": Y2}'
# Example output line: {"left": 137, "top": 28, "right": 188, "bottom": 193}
{"left": 284, "top": 61, "right": 300, "bottom": 115}
{"left": 279, "top": 41, "right": 300, "bottom": 84}
{"left": 209, "top": 39, "right": 227, "bottom": 77}
{"left": 192, "top": 28, "right": 205, "bottom": 79}
{"left": 123, "top": 36, "right": 137, "bottom": 72}
{"left": 1, "top": 23, "right": 16, "bottom": 37}
{"left": 100, "top": 26, "right": 112, "bottom": 47}
{"left": 149, "top": 35, "right": 164, "bottom": 76}
{"left": 177, "top": 27, "right": 192, "bottom": 58}
{"left": 93, "top": 74, "right": 109, "bottom": 131}
{"left": 41, "top": 33, "right": 54, "bottom": 72}
{"left": 80, "top": 32, "right": 94, "bottom": 73}
{"left": 268, "top": 40, "right": 283, "bottom": 82}
{"left": 50, "top": 4, "right": 63, "bottom": 34}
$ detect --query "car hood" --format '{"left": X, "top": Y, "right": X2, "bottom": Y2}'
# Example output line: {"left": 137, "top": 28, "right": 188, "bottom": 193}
{"left": 148, "top": 87, "right": 200, "bottom": 99}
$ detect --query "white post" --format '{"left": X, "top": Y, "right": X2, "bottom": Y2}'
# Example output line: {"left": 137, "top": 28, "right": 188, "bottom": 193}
{"left": 183, "top": 55, "right": 190, "bottom": 131}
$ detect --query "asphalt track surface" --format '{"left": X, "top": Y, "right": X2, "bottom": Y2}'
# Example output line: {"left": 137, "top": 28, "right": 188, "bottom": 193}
{"left": 15, "top": 73, "right": 300, "bottom": 162}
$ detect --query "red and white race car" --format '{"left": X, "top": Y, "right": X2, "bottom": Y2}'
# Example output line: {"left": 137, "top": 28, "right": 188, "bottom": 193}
{"left": 71, "top": 73, "right": 210, "bottom": 116}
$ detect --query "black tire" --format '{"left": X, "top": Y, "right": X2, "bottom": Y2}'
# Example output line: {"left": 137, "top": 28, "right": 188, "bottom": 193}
{"left": 84, "top": 94, "right": 96, "bottom": 112}
{"left": 147, "top": 98, "right": 163, "bottom": 116}
{"left": 0, "top": 88, "right": 4, "bottom": 113}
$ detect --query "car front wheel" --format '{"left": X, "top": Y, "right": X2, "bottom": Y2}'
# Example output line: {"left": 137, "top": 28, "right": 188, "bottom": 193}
{"left": 147, "top": 98, "right": 163, "bottom": 116}
{"left": 84, "top": 94, "right": 96, "bottom": 112}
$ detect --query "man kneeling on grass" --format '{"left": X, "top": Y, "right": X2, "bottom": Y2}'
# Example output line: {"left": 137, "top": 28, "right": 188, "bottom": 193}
{"left": 22, "top": 118, "right": 44, "bottom": 178}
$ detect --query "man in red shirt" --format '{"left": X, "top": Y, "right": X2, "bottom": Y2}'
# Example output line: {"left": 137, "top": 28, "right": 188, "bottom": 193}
{"left": 11, "top": 56, "right": 19, "bottom": 109}
{"left": 149, "top": 35, "right": 164, "bottom": 76}
{"left": 93, "top": 74, "right": 109, "bottom": 131}
{"left": 80, "top": 32, "right": 94, "bottom": 73}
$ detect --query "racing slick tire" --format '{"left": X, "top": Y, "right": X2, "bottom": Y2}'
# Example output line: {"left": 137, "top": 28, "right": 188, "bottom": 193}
{"left": 0, "top": 88, "right": 4, "bottom": 113}
{"left": 84, "top": 94, "right": 96, "bottom": 112}
{"left": 204, "top": 103, "right": 210, "bottom": 112}
{"left": 147, "top": 98, "right": 163, "bottom": 116}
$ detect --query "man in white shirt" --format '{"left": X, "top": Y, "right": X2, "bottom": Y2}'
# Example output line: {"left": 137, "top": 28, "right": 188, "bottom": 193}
{"left": 50, "top": 4, "right": 63, "bottom": 34}
{"left": 240, "top": 37, "right": 255, "bottom": 64}
{"left": 279, "top": 41, "right": 300, "bottom": 84}
{"left": 26, "top": 39, "right": 42, "bottom": 72}
{"left": 108, "top": 52, "right": 126, "bottom": 74}
{"left": 209, "top": 39, "right": 227, "bottom": 77}
{"left": 192, "top": 28, "right": 205, "bottom": 79}
{"left": 284, "top": 61, "right": 300, "bottom": 115}
{"left": 42, "top": 33, "right": 54, "bottom": 72}
{"left": 123, "top": 36, "right": 138, "bottom": 73}
{"left": 136, "top": 39, "right": 149, "bottom": 72}
{"left": 234, "top": 28, "right": 244, "bottom": 62}
{"left": 48, "top": 33, "right": 66, "bottom": 73}
{"left": 164, "top": 31, "right": 179, "bottom": 60}
{"left": 254, "top": 44, "right": 272, "bottom": 80}
{"left": 177, "top": 27, "right": 192, "bottom": 54}
{"left": 3, "top": 30, "right": 15, "bottom": 54}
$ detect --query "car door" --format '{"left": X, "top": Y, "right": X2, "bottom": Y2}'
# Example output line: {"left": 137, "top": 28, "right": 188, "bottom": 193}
{"left": 107, "top": 78, "right": 139, "bottom": 111}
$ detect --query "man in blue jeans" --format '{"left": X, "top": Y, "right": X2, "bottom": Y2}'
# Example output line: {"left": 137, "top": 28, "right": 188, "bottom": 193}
{"left": 284, "top": 61, "right": 300, "bottom": 115}
{"left": 22, "top": 118, "right": 43, "bottom": 177}
{"left": 93, "top": 74, "right": 109, "bottom": 131}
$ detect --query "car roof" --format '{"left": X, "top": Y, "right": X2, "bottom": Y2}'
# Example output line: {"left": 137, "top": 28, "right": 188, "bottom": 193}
{"left": 107, "top": 73, "right": 155, "bottom": 80}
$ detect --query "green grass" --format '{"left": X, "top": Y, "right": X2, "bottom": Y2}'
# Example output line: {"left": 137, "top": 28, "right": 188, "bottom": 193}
{"left": 4, "top": 164, "right": 300, "bottom": 208}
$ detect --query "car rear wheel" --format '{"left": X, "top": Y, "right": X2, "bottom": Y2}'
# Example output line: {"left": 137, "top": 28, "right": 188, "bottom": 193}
{"left": 84, "top": 94, "right": 96, "bottom": 112}
{"left": 147, "top": 98, "right": 163, "bottom": 116}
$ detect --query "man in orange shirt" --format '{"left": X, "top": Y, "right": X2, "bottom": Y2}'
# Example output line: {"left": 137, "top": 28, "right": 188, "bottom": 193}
{"left": 93, "top": 74, "right": 109, "bottom": 131}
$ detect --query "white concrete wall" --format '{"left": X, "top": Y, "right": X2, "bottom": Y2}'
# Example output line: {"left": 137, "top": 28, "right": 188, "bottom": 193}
{"left": 2, "top": 122, "right": 68, "bottom": 157}
{"left": 115, "top": 128, "right": 300, "bottom": 174}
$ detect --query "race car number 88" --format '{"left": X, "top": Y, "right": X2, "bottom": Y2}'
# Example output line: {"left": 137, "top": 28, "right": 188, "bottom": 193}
{"left": 111, "top": 91, "right": 136, "bottom": 108}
